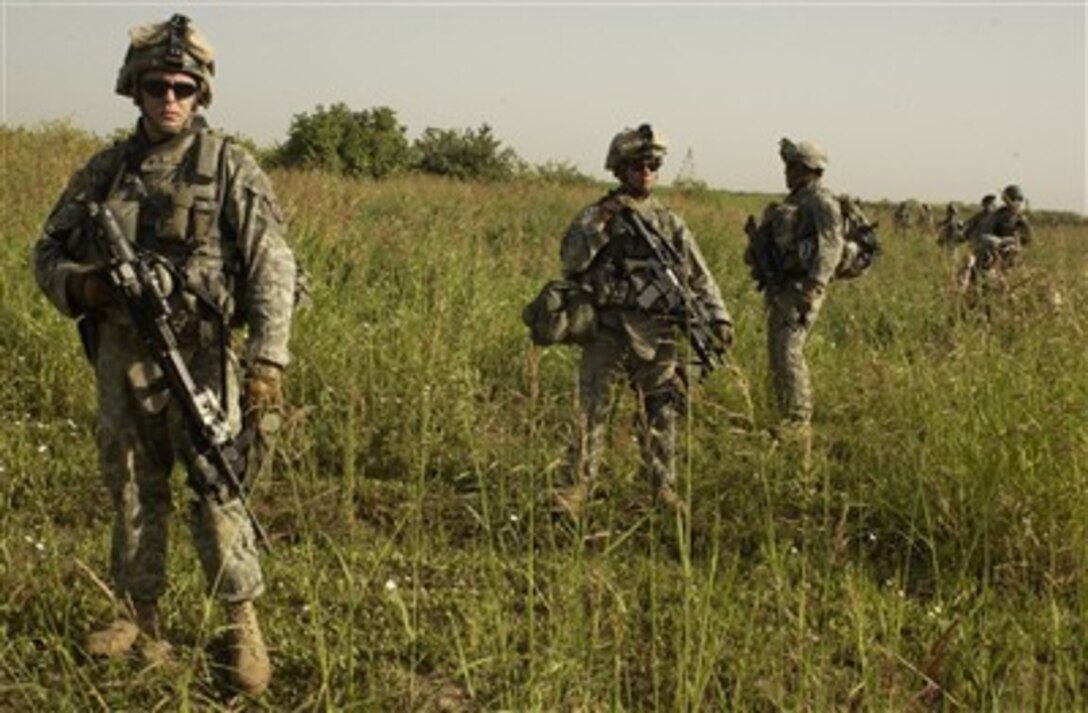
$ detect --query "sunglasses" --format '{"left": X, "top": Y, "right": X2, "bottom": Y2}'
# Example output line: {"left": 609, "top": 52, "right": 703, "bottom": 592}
{"left": 629, "top": 160, "right": 662, "bottom": 173}
{"left": 140, "top": 78, "right": 200, "bottom": 100}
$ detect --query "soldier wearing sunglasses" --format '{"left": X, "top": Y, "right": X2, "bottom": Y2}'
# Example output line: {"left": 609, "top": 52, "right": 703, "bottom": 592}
{"left": 32, "top": 14, "right": 299, "bottom": 696}
{"left": 554, "top": 124, "right": 732, "bottom": 519}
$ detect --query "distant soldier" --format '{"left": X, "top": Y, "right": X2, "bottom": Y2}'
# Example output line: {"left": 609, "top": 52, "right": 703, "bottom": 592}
{"left": 32, "top": 14, "right": 299, "bottom": 695}
{"left": 893, "top": 201, "right": 911, "bottom": 234}
{"left": 745, "top": 138, "right": 844, "bottom": 443}
{"left": 553, "top": 124, "right": 732, "bottom": 518}
{"left": 918, "top": 203, "right": 935, "bottom": 235}
{"left": 936, "top": 203, "right": 964, "bottom": 249}
{"left": 961, "top": 193, "right": 998, "bottom": 243}
{"left": 959, "top": 185, "right": 1031, "bottom": 293}
{"left": 981, "top": 184, "right": 1033, "bottom": 249}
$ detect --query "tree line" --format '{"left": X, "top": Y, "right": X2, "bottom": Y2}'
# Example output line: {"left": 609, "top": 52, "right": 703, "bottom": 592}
{"left": 260, "top": 102, "right": 595, "bottom": 185}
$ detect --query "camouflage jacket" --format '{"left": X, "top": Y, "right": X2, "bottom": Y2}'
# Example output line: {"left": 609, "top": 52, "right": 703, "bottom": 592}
{"left": 560, "top": 190, "right": 729, "bottom": 359}
{"left": 961, "top": 206, "right": 996, "bottom": 243}
{"left": 976, "top": 205, "right": 1032, "bottom": 247}
{"left": 773, "top": 181, "right": 845, "bottom": 288}
{"left": 33, "top": 116, "right": 297, "bottom": 367}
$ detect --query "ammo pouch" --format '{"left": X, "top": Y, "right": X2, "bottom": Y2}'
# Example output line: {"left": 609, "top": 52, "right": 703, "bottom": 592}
{"left": 522, "top": 280, "right": 597, "bottom": 346}
{"left": 769, "top": 203, "right": 816, "bottom": 277}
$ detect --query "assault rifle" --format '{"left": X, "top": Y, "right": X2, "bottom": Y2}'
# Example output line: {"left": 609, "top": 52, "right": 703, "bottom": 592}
{"left": 744, "top": 212, "right": 781, "bottom": 292}
{"left": 87, "top": 202, "right": 271, "bottom": 551}
{"left": 616, "top": 208, "right": 728, "bottom": 374}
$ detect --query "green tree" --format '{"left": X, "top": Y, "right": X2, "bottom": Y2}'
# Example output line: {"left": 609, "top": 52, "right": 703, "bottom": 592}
{"left": 412, "top": 124, "right": 525, "bottom": 181}
{"left": 277, "top": 103, "right": 411, "bottom": 179}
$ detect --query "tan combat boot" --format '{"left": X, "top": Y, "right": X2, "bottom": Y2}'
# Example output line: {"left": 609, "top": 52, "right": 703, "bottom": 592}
{"left": 656, "top": 484, "right": 690, "bottom": 518}
{"left": 553, "top": 480, "right": 592, "bottom": 520}
{"left": 84, "top": 598, "right": 168, "bottom": 660}
{"left": 227, "top": 600, "right": 271, "bottom": 696}
{"left": 133, "top": 599, "right": 173, "bottom": 665}
{"left": 84, "top": 617, "right": 139, "bottom": 658}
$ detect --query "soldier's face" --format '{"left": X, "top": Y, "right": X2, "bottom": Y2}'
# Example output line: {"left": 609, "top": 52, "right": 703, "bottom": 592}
{"left": 785, "top": 162, "right": 808, "bottom": 191}
{"left": 137, "top": 70, "right": 200, "bottom": 141}
{"left": 621, "top": 158, "right": 660, "bottom": 197}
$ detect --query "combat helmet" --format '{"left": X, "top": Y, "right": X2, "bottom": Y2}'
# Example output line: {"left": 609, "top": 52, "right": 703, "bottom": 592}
{"left": 1002, "top": 184, "right": 1025, "bottom": 203}
{"left": 605, "top": 123, "right": 669, "bottom": 173}
{"left": 779, "top": 138, "right": 828, "bottom": 171}
{"left": 116, "top": 14, "right": 216, "bottom": 107}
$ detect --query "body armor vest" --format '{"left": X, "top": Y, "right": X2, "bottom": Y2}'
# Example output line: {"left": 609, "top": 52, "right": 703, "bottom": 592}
{"left": 102, "top": 126, "right": 238, "bottom": 342}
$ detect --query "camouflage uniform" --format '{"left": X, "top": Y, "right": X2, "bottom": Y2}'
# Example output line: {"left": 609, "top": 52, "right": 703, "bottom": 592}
{"left": 762, "top": 139, "right": 844, "bottom": 425}
{"left": 975, "top": 197, "right": 1032, "bottom": 250}
{"left": 893, "top": 202, "right": 911, "bottom": 234}
{"left": 918, "top": 203, "right": 935, "bottom": 235}
{"left": 561, "top": 192, "right": 729, "bottom": 492}
{"left": 557, "top": 125, "right": 730, "bottom": 512}
{"left": 34, "top": 117, "right": 295, "bottom": 602}
{"left": 961, "top": 194, "right": 998, "bottom": 243}
{"left": 961, "top": 186, "right": 1031, "bottom": 292}
{"left": 936, "top": 203, "right": 964, "bottom": 249}
{"left": 32, "top": 15, "right": 293, "bottom": 692}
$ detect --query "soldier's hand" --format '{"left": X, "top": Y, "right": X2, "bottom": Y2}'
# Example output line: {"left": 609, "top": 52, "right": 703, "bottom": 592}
{"left": 795, "top": 280, "right": 824, "bottom": 328}
{"left": 244, "top": 361, "right": 285, "bottom": 434}
{"left": 712, "top": 320, "right": 734, "bottom": 350}
{"left": 66, "top": 266, "right": 115, "bottom": 312}
{"left": 798, "top": 279, "right": 825, "bottom": 305}
{"left": 597, "top": 196, "right": 627, "bottom": 227}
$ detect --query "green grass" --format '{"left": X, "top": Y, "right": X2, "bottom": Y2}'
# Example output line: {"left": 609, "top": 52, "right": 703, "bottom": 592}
{"left": 2, "top": 123, "right": 1087, "bottom": 710}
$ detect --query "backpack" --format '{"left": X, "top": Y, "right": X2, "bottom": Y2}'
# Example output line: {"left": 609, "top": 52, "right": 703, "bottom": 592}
{"left": 834, "top": 196, "right": 880, "bottom": 280}
{"left": 521, "top": 279, "right": 597, "bottom": 346}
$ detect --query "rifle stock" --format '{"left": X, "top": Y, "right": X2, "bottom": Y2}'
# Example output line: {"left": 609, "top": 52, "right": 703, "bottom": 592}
{"left": 87, "top": 202, "right": 272, "bottom": 551}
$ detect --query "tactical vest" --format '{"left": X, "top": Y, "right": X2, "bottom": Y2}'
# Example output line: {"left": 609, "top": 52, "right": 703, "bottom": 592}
{"left": 101, "top": 126, "right": 239, "bottom": 344}
{"left": 584, "top": 202, "right": 678, "bottom": 310}
{"left": 756, "top": 201, "right": 812, "bottom": 277}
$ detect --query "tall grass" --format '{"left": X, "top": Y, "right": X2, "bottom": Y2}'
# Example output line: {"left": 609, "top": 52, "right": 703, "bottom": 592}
{"left": 1, "top": 123, "right": 1086, "bottom": 709}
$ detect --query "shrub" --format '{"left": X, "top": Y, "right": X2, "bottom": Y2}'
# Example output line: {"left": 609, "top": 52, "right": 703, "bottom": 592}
{"left": 412, "top": 123, "right": 525, "bottom": 181}
{"left": 277, "top": 103, "right": 412, "bottom": 179}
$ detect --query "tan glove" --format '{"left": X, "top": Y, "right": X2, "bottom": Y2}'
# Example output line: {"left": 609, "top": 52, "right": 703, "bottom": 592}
{"left": 712, "top": 320, "right": 734, "bottom": 350}
{"left": 597, "top": 194, "right": 638, "bottom": 228}
{"left": 66, "top": 267, "right": 115, "bottom": 312}
{"left": 797, "top": 280, "right": 825, "bottom": 328}
{"left": 243, "top": 361, "right": 284, "bottom": 433}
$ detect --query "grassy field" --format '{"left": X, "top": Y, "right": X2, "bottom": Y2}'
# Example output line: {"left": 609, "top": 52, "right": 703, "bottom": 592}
{"left": 1, "top": 123, "right": 1086, "bottom": 710}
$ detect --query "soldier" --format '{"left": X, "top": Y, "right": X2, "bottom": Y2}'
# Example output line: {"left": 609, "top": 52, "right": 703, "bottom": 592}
{"left": 936, "top": 202, "right": 965, "bottom": 249}
{"left": 959, "top": 184, "right": 1032, "bottom": 293}
{"left": 918, "top": 203, "right": 935, "bottom": 236}
{"left": 981, "top": 184, "right": 1033, "bottom": 249}
{"left": 961, "top": 193, "right": 998, "bottom": 243}
{"left": 749, "top": 139, "right": 845, "bottom": 441}
{"left": 32, "top": 15, "right": 298, "bottom": 696}
{"left": 553, "top": 124, "right": 732, "bottom": 518}
{"left": 893, "top": 201, "right": 911, "bottom": 234}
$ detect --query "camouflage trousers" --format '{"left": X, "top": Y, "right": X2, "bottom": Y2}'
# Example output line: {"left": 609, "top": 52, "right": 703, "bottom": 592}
{"left": 94, "top": 320, "right": 263, "bottom": 604}
{"left": 568, "top": 327, "right": 683, "bottom": 490}
{"left": 766, "top": 286, "right": 826, "bottom": 424}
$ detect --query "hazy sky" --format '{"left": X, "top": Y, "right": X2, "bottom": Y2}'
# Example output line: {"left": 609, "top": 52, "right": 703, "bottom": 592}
{"left": 3, "top": 1, "right": 1085, "bottom": 212}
